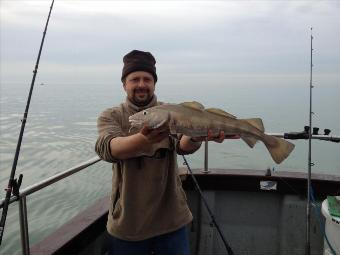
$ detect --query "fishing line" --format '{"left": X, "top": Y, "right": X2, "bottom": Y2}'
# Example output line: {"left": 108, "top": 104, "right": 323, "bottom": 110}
{"left": 182, "top": 155, "right": 234, "bottom": 255}
{"left": 0, "top": 0, "right": 55, "bottom": 245}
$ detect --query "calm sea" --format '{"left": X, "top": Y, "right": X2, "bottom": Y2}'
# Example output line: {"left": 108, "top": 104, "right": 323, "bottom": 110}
{"left": 0, "top": 80, "right": 339, "bottom": 254}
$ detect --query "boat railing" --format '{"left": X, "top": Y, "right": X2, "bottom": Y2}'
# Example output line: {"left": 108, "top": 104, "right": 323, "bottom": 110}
{"left": 0, "top": 156, "right": 102, "bottom": 255}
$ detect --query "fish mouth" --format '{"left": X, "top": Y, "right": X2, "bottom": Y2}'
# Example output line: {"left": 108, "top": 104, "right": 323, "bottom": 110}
{"left": 129, "top": 112, "right": 170, "bottom": 129}
{"left": 128, "top": 117, "right": 143, "bottom": 133}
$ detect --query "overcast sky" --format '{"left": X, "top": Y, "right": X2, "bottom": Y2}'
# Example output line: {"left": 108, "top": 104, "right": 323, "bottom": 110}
{"left": 1, "top": 1, "right": 339, "bottom": 86}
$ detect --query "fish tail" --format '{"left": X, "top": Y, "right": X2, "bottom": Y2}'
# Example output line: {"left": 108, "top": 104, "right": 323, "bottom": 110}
{"left": 263, "top": 135, "right": 295, "bottom": 164}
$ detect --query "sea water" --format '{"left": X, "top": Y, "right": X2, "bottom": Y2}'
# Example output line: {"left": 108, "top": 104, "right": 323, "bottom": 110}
{"left": 0, "top": 80, "right": 339, "bottom": 254}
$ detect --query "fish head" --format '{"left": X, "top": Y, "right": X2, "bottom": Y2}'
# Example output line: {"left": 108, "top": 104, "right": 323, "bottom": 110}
{"left": 129, "top": 108, "right": 170, "bottom": 129}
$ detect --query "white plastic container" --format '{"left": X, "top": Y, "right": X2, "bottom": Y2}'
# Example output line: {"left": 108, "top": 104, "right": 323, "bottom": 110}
{"left": 321, "top": 198, "right": 340, "bottom": 255}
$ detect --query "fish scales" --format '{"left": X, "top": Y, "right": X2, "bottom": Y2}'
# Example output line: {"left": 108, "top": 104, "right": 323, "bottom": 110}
{"left": 166, "top": 104, "right": 262, "bottom": 139}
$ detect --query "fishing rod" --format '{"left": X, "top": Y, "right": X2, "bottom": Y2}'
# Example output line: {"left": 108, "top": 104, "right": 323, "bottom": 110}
{"left": 267, "top": 126, "right": 340, "bottom": 143}
{"left": 0, "top": 0, "right": 55, "bottom": 245}
{"left": 182, "top": 155, "right": 234, "bottom": 255}
{"left": 306, "top": 27, "right": 314, "bottom": 255}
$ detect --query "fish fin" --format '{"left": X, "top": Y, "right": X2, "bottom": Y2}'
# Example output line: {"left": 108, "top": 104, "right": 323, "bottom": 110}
{"left": 206, "top": 108, "right": 237, "bottom": 119}
{"left": 264, "top": 135, "right": 295, "bottom": 164}
{"left": 241, "top": 135, "right": 258, "bottom": 148}
{"left": 242, "top": 118, "right": 264, "bottom": 132}
{"left": 180, "top": 101, "right": 205, "bottom": 111}
{"left": 153, "top": 118, "right": 168, "bottom": 129}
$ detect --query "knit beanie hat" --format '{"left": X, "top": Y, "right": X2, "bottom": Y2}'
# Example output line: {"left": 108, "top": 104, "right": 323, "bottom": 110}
{"left": 121, "top": 50, "right": 158, "bottom": 82}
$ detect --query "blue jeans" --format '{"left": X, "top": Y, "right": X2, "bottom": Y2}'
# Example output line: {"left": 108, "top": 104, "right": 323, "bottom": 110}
{"left": 107, "top": 226, "right": 190, "bottom": 255}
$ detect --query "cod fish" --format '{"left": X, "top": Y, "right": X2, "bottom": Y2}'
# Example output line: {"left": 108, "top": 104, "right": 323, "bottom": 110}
{"left": 129, "top": 101, "right": 295, "bottom": 164}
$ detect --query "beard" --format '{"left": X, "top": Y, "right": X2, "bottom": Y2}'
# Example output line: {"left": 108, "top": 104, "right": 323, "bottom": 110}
{"left": 132, "top": 88, "right": 153, "bottom": 106}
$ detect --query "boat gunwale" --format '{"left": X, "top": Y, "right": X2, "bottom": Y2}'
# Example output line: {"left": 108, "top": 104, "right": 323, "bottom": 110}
{"left": 183, "top": 168, "right": 340, "bottom": 182}
{"left": 29, "top": 168, "right": 339, "bottom": 254}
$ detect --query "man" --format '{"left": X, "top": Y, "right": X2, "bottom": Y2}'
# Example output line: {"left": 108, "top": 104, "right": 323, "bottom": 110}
{"left": 95, "top": 50, "right": 227, "bottom": 255}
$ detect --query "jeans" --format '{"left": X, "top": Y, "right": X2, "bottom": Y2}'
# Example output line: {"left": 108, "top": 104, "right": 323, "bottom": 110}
{"left": 107, "top": 226, "right": 190, "bottom": 255}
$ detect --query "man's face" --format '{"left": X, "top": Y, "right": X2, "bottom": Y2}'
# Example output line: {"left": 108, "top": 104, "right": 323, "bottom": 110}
{"left": 123, "top": 71, "right": 155, "bottom": 106}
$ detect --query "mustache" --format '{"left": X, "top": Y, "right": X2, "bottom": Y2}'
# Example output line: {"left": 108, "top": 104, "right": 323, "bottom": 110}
{"left": 134, "top": 88, "right": 149, "bottom": 93}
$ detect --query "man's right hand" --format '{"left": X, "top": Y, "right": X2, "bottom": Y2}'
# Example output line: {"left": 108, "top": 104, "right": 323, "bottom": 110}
{"left": 110, "top": 125, "right": 170, "bottom": 159}
{"left": 140, "top": 125, "right": 170, "bottom": 144}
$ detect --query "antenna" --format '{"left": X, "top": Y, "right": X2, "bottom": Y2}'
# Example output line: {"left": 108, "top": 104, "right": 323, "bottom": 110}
{"left": 305, "top": 27, "right": 313, "bottom": 255}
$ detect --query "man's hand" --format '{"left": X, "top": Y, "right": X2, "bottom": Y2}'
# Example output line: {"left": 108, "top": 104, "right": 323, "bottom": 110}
{"left": 109, "top": 122, "right": 169, "bottom": 159}
{"left": 191, "top": 130, "right": 240, "bottom": 143}
{"left": 140, "top": 125, "right": 170, "bottom": 144}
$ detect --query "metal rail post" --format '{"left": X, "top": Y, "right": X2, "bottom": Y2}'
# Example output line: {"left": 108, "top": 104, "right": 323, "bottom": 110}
{"left": 19, "top": 195, "right": 30, "bottom": 255}
{"left": 202, "top": 138, "right": 210, "bottom": 173}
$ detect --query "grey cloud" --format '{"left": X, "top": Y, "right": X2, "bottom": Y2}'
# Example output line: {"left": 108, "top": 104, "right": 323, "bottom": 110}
{"left": 1, "top": 1, "right": 339, "bottom": 84}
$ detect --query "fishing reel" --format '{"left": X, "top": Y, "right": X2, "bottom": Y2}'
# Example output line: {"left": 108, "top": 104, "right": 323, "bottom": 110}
{"left": 5, "top": 174, "right": 23, "bottom": 197}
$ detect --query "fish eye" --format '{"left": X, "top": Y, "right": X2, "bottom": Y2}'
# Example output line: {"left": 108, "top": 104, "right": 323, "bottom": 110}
{"left": 143, "top": 111, "right": 147, "bottom": 115}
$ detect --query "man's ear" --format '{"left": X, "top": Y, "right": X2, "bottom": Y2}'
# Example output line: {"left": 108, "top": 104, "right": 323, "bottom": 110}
{"left": 123, "top": 82, "right": 127, "bottom": 91}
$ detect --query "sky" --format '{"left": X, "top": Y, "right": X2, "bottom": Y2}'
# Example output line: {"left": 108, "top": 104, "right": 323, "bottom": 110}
{"left": 0, "top": 0, "right": 339, "bottom": 87}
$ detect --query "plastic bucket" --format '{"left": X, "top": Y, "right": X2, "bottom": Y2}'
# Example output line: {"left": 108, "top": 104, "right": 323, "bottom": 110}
{"left": 321, "top": 199, "right": 340, "bottom": 255}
